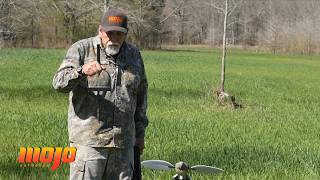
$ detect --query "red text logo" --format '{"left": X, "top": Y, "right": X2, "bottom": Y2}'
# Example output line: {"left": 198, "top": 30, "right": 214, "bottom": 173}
{"left": 18, "top": 147, "right": 76, "bottom": 171}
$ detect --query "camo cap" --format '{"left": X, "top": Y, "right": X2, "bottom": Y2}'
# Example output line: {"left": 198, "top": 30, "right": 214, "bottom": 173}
{"left": 100, "top": 8, "right": 128, "bottom": 33}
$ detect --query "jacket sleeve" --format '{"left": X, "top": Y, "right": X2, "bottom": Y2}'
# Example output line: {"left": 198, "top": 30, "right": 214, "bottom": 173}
{"left": 134, "top": 50, "right": 149, "bottom": 138}
{"left": 52, "top": 43, "right": 85, "bottom": 93}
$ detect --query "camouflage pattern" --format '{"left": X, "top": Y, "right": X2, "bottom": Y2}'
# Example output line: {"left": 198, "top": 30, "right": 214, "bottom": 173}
{"left": 70, "top": 143, "right": 133, "bottom": 180}
{"left": 52, "top": 35, "right": 148, "bottom": 148}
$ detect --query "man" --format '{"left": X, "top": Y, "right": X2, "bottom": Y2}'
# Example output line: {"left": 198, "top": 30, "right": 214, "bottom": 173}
{"left": 52, "top": 8, "right": 148, "bottom": 180}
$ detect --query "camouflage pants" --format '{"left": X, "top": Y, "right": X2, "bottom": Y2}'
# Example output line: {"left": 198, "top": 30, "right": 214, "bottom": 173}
{"left": 70, "top": 143, "right": 134, "bottom": 180}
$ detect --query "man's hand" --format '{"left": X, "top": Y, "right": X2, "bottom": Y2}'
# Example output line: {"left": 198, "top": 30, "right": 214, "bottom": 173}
{"left": 82, "top": 61, "right": 104, "bottom": 76}
{"left": 135, "top": 137, "right": 145, "bottom": 154}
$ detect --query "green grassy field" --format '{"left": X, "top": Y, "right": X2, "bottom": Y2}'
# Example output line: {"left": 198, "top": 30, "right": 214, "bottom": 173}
{"left": 0, "top": 47, "right": 319, "bottom": 179}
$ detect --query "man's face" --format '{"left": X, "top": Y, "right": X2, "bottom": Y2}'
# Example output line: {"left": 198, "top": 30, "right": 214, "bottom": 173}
{"left": 99, "top": 26, "right": 126, "bottom": 55}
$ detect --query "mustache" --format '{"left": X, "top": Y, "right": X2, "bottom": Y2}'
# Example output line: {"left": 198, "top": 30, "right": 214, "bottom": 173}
{"left": 107, "top": 41, "right": 120, "bottom": 47}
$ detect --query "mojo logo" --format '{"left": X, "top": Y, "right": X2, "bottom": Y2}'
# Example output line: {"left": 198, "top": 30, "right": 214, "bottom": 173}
{"left": 108, "top": 16, "right": 124, "bottom": 23}
{"left": 18, "top": 147, "right": 76, "bottom": 170}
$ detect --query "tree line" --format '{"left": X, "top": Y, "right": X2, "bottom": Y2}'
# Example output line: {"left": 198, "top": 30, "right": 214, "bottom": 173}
{"left": 1, "top": 0, "right": 319, "bottom": 54}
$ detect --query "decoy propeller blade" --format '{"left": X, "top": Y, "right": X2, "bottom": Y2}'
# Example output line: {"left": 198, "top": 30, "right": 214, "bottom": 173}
{"left": 191, "top": 165, "right": 224, "bottom": 174}
{"left": 141, "top": 160, "right": 175, "bottom": 171}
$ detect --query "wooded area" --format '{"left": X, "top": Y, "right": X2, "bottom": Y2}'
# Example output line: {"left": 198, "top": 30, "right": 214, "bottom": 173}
{"left": 1, "top": 0, "right": 319, "bottom": 54}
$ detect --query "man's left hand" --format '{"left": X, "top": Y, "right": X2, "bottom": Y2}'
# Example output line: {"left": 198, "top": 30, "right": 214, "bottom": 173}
{"left": 135, "top": 137, "right": 145, "bottom": 154}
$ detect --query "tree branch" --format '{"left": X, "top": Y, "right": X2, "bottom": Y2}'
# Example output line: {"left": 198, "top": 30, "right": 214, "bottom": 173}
{"left": 159, "top": 1, "right": 184, "bottom": 24}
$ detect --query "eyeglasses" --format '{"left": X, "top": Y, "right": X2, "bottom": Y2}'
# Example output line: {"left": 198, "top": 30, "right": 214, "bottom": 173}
{"left": 106, "top": 31, "right": 126, "bottom": 36}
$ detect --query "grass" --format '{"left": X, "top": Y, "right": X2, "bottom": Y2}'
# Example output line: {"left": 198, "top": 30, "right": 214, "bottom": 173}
{"left": 0, "top": 47, "right": 319, "bottom": 179}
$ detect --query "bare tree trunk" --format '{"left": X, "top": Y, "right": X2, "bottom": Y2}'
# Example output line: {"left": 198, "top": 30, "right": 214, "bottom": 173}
{"left": 31, "top": 15, "right": 35, "bottom": 48}
{"left": 138, "top": 0, "right": 143, "bottom": 48}
{"left": 104, "top": 0, "right": 112, "bottom": 12}
{"left": 212, "top": 15, "right": 215, "bottom": 45}
{"left": 55, "top": 22, "right": 58, "bottom": 46}
{"left": 220, "top": 0, "right": 228, "bottom": 92}
{"left": 210, "top": 0, "right": 215, "bottom": 45}
{"left": 231, "top": 24, "right": 235, "bottom": 45}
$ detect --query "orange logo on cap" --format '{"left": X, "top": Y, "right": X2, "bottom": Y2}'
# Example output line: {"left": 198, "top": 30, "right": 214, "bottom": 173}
{"left": 108, "top": 16, "right": 124, "bottom": 23}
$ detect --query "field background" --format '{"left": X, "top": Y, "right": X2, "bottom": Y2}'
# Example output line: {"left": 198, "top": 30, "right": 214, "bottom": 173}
{"left": 0, "top": 47, "right": 319, "bottom": 179}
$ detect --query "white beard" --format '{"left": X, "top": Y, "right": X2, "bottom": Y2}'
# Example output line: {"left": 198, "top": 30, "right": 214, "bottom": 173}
{"left": 105, "top": 42, "right": 121, "bottom": 55}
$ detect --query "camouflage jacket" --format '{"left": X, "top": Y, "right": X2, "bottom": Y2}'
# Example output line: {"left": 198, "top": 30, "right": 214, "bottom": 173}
{"left": 52, "top": 36, "right": 148, "bottom": 148}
